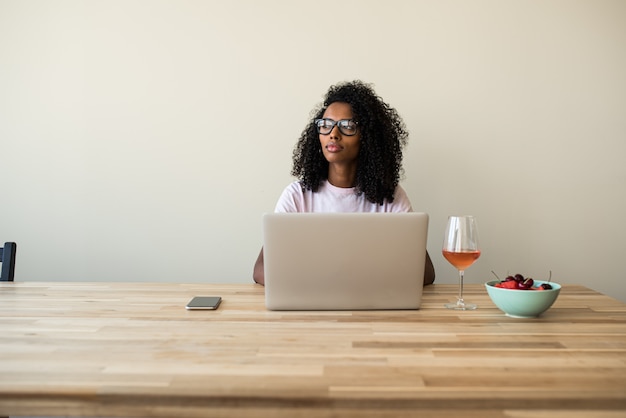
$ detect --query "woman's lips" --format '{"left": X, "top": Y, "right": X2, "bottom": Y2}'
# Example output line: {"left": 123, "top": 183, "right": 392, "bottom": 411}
{"left": 326, "top": 143, "right": 343, "bottom": 152}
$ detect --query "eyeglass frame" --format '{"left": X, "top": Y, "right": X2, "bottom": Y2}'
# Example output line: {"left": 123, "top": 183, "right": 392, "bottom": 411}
{"left": 314, "top": 118, "right": 359, "bottom": 136}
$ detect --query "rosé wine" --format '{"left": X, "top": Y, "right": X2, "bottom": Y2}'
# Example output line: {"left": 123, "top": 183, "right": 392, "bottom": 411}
{"left": 442, "top": 250, "right": 481, "bottom": 270}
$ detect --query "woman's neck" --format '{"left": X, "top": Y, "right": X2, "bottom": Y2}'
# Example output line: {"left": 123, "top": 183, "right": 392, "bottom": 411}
{"left": 327, "top": 164, "right": 356, "bottom": 188}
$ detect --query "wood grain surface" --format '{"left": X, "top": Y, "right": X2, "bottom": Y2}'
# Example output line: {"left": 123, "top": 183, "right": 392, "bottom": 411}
{"left": 0, "top": 282, "right": 625, "bottom": 417}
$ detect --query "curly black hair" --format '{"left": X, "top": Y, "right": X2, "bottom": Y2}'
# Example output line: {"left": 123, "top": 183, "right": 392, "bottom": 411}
{"left": 291, "top": 80, "right": 409, "bottom": 205}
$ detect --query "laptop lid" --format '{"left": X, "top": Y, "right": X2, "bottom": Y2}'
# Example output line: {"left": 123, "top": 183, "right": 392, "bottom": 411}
{"left": 263, "top": 212, "right": 429, "bottom": 310}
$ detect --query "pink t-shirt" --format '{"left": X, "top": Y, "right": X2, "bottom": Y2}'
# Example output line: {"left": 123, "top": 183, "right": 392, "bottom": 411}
{"left": 274, "top": 180, "right": 413, "bottom": 213}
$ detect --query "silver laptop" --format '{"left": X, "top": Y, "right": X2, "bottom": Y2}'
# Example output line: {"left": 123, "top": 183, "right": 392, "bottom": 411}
{"left": 263, "top": 212, "right": 429, "bottom": 310}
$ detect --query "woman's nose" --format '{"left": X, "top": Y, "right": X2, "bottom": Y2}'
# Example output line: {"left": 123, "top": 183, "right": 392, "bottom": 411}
{"left": 329, "top": 125, "right": 342, "bottom": 139}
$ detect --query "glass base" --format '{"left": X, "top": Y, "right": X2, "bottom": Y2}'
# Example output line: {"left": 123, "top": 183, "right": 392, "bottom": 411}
{"left": 445, "top": 300, "right": 477, "bottom": 310}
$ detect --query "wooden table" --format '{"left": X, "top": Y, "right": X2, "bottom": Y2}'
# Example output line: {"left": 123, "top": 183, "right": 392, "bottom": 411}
{"left": 0, "top": 282, "right": 625, "bottom": 417}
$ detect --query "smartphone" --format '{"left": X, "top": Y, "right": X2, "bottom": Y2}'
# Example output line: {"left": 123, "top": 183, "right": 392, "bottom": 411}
{"left": 185, "top": 296, "right": 222, "bottom": 310}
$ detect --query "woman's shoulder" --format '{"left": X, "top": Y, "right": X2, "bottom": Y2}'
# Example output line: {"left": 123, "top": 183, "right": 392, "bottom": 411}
{"left": 281, "top": 180, "right": 306, "bottom": 196}
{"left": 275, "top": 181, "right": 307, "bottom": 212}
{"left": 394, "top": 184, "right": 409, "bottom": 199}
{"left": 389, "top": 184, "right": 413, "bottom": 212}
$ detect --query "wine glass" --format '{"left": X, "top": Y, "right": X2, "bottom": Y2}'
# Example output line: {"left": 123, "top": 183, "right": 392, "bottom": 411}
{"left": 442, "top": 215, "right": 481, "bottom": 310}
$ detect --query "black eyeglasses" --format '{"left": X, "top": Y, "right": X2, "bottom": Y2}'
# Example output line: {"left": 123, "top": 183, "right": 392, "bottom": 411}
{"left": 314, "top": 118, "right": 358, "bottom": 136}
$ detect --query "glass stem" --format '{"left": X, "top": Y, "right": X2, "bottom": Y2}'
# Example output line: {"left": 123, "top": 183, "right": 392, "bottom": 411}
{"left": 458, "top": 270, "right": 465, "bottom": 304}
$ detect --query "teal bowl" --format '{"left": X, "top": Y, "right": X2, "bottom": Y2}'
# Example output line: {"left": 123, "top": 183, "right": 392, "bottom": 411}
{"left": 485, "top": 280, "right": 561, "bottom": 318}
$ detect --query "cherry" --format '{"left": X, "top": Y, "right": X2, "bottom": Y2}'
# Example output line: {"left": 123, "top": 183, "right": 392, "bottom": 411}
{"left": 492, "top": 271, "right": 554, "bottom": 291}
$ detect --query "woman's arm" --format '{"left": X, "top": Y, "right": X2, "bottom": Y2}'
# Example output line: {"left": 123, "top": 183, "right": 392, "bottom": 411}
{"left": 253, "top": 247, "right": 265, "bottom": 285}
{"left": 424, "top": 251, "right": 435, "bottom": 285}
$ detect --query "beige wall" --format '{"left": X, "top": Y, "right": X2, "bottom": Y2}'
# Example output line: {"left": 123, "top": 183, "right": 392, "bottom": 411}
{"left": 1, "top": 0, "right": 625, "bottom": 301}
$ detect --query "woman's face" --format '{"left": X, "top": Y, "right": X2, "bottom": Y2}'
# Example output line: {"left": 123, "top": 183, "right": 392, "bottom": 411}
{"left": 318, "top": 102, "right": 361, "bottom": 166}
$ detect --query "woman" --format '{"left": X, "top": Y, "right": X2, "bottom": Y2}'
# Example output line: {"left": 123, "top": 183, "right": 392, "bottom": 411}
{"left": 253, "top": 80, "right": 435, "bottom": 285}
